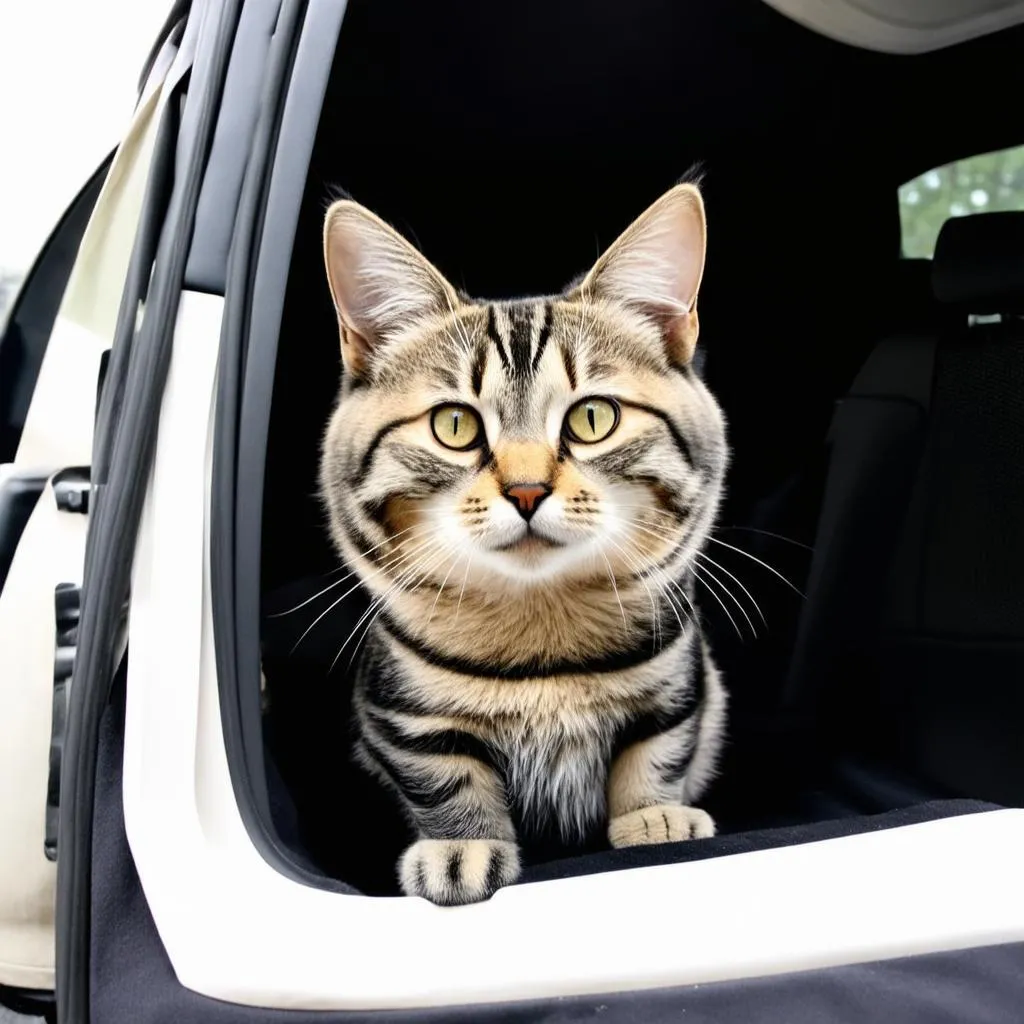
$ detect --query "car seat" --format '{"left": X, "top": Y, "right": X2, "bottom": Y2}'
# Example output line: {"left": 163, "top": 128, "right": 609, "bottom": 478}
{"left": 788, "top": 211, "right": 1024, "bottom": 807}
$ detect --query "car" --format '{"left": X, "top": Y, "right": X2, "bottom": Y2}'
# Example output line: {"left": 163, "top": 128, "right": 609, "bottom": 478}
{"left": 1, "top": 1, "right": 1023, "bottom": 1021}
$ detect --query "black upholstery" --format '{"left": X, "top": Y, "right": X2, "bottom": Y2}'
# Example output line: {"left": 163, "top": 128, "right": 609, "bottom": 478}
{"left": 789, "top": 216, "right": 1024, "bottom": 806}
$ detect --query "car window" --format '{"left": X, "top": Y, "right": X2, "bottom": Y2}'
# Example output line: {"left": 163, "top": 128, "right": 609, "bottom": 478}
{"left": 0, "top": 1, "right": 169, "bottom": 325}
{"left": 0, "top": 159, "right": 110, "bottom": 461}
{"left": 899, "top": 144, "right": 1024, "bottom": 258}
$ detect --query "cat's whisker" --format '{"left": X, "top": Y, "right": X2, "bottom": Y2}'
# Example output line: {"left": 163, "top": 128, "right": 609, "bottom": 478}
{"left": 617, "top": 518, "right": 692, "bottom": 574}
{"left": 427, "top": 547, "right": 464, "bottom": 627}
{"left": 344, "top": 552, "right": 444, "bottom": 672}
{"left": 290, "top": 532, "right": 443, "bottom": 653}
{"left": 716, "top": 525, "right": 813, "bottom": 552}
{"left": 611, "top": 504, "right": 691, "bottom": 534}
{"left": 269, "top": 575, "right": 352, "bottom": 620}
{"left": 347, "top": 540, "right": 457, "bottom": 670}
{"left": 612, "top": 502, "right": 684, "bottom": 513}
{"left": 647, "top": 571, "right": 688, "bottom": 641}
{"left": 344, "top": 605, "right": 390, "bottom": 672}
{"left": 614, "top": 513, "right": 803, "bottom": 618}
{"left": 696, "top": 551, "right": 767, "bottom": 627}
{"left": 602, "top": 536, "right": 661, "bottom": 648}
{"left": 597, "top": 549, "right": 629, "bottom": 635}
{"left": 453, "top": 554, "right": 473, "bottom": 626}
{"left": 331, "top": 539, "right": 450, "bottom": 673}
{"left": 344, "top": 535, "right": 449, "bottom": 672}
{"left": 708, "top": 537, "right": 805, "bottom": 597}
{"left": 614, "top": 520, "right": 697, "bottom": 618}
{"left": 343, "top": 563, "right": 421, "bottom": 658}
{"left": 691, "top": 563, "right": 745, "bottom": 641}
{"left": 268, "top": 523, "right": 429, "bottom": 617}
{"left": 648, "top": 562, "right": 698, "bottom": 629}
{"left": 614, "top": 521, "right": 711, "bottom": 634}
{"left": 621, "top": 534, "right": 697, "bottom": 635}
{"left": 598, "top": 536, "right": 655, "bottom": 638}
{"left": 644, "top": 566, "right": 693, "bottom": 644}
{"left": 620, "top": 521, "right": 768, "bottom": 633}
{"left": 692, "top": 557, "right": 756, "bottom": 638}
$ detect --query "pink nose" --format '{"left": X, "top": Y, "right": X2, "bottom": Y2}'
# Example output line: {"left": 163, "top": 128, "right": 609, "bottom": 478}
{"left": 503, "top": 483, "right": 551, "bottom": 520}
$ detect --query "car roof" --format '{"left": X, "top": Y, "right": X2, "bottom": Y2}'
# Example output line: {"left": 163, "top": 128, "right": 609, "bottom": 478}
{"left": 765, "top": 0, "right": 1024, "bottom": 53}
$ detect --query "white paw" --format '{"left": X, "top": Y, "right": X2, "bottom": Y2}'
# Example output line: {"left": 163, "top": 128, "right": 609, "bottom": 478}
{"left": 608, "top": 804, "right": 715, "bottom": 848}
{"left": 398, "top": 839, "right": 520, "bottom": 906}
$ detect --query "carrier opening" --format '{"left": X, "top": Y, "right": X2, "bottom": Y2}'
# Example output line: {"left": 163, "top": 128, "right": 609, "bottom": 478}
{"left": 245, "top": 0, "right": 1024, "bottom": 896}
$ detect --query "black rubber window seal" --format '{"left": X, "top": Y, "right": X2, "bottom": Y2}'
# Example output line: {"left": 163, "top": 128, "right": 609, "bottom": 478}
{"left": 55, "top": 3, "right": 244, "bottom": 1022}
{"left": 136, "top": 0, "right": 191, "bottom": 97}
{"left": 211, "top": 0, "right": 350, "bottom": 892}
{"left": 212, "top": 0, "right": 355, "bottom": 894}
{"left": 91, "top": 91, "right": 180, "bottom": 484}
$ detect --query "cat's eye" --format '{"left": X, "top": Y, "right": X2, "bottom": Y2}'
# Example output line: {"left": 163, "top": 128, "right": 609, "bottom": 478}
{"left": 564, "top": 398, "right": 620, "bottom": 444}
{"left": 431, "top": 404, "right": 483, "bottom": 450}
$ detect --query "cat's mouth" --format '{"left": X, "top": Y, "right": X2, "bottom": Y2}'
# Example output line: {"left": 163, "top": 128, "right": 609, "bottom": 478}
{"left": 493, "top": 532, "right": 564, "bottom": 554}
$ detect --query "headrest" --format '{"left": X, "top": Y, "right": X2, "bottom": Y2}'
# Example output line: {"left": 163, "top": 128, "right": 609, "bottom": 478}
{"left": 932, "top": 212, "right": 1024, "bottom": 313}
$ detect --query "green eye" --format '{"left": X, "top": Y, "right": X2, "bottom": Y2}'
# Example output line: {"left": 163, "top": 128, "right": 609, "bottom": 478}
{"left": 431, "top": 404, "right": 483, "bottom": 450}
{"left": 564, "top": 398, "right": 620, "bottom": 444}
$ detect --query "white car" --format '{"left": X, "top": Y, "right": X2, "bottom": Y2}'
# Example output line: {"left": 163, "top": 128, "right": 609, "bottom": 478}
{"left": 1, "top": 1, "right": 1023, "bottom": 1021}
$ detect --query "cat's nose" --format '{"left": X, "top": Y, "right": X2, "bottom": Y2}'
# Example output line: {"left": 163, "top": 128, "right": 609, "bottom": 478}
{"left": 503, "top": 483, "right": 551, "bottom": 521}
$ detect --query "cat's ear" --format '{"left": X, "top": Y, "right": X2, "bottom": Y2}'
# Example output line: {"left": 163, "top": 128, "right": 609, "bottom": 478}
{"left": 578, "top": 183, "right": 706, "bottom": 366}
{"left": 323, "top": 200, "right": 459, "bottom": 378}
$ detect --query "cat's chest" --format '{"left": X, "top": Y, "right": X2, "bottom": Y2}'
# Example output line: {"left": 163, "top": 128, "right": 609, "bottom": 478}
{"left": 491, "top": 715, "right": 614, "bottom": 851}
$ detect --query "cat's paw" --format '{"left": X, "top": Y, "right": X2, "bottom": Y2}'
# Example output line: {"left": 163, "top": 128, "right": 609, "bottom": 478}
{"left": 608, "top": 804, "right": 715, "bottom": 848}
{"left": 398, "top": 839, "right": 520, "bottom": 906}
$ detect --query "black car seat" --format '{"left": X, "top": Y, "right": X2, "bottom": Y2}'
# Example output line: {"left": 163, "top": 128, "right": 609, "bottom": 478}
{"left": 787, "top": 211, "right": 1024, "bottom": 808}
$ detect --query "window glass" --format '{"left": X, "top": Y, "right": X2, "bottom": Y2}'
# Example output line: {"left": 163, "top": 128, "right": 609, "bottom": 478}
{"left": 0, "top": 1, "right": 168, "bottom": 321}
{"left": 899, "top": 144, "right": 1024, "bottom": 258}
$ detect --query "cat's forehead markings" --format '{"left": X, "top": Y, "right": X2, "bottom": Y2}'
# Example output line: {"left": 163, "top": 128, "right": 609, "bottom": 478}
{"left": 482, "top": 301, "right": 553, "bottom": 385}
{"left": 485, "top": 305, "right": 511, "bottom": 373}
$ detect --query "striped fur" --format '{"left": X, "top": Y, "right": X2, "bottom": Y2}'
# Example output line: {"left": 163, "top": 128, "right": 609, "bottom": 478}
{"left": 320, "top": 184, "right": 729, "bottom": 905}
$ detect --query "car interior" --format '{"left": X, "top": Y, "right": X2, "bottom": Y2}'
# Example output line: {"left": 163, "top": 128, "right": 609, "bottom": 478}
{"left": 254, "top": 0, "right": 1024, "bottom": 895}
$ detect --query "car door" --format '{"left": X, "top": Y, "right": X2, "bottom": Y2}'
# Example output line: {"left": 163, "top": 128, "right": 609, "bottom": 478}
{"left": 0, "top": 10, "right": 189, "bottom": 1005}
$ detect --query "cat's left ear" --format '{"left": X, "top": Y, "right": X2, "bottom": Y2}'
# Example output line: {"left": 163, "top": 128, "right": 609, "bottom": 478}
{"left": 578, "top": 183, "right": 706, "bottom": 366}
{"left": 323, "top": 199, "right": 459, "bottom": 379}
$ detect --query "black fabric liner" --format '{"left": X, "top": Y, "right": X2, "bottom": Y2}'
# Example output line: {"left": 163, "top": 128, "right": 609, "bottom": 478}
{"left": 92, "top": 676, "right": 1020, "bottom": 1023}
{"left": 518, "top": 798, "right": 998, "bottom": 884}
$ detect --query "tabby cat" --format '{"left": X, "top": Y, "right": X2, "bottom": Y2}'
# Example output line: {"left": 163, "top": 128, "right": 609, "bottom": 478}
{"left": 319, "top": 183, "right": 729, "bottom": 905}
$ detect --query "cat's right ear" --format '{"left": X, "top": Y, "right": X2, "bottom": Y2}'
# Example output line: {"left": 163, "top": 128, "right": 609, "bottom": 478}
{"left": 576, "top": 183, "right": 707, "bottom": 367}
{"left": 323, "top": 200, "right": 458, "bottom": 378}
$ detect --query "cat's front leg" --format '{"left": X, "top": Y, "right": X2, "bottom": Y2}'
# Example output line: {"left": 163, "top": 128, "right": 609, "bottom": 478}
{"left": 605, "top": 722, "right": 715, "bottom": 848}
{"left": 399, "top": 834, "right": 520, "bottom": 907}
{"left": 356, "top": 731, "right": 519, "bottom": 905}
{"left": 397, "top": 776, "right": 520, "bottom": 904}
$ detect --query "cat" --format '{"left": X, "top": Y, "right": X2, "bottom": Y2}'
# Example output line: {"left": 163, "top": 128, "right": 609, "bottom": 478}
{"left": 318, "top": 182, "right": 729, "bottom": 905}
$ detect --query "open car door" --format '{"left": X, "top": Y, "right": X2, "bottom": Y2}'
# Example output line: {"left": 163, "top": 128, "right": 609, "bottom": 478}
{"left": 0, "top": 7, "right": 190, "bottom": 1015}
